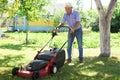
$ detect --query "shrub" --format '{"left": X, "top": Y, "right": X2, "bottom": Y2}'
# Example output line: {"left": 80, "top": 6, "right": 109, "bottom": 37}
{"left": 53, "top": 10, "right": 64, "bottom": 27}
{"left": 111, "top": 1, "right": 120, "bottom": 33}
{"left": 91, "top": 18, "right": 99, "bottom": 32}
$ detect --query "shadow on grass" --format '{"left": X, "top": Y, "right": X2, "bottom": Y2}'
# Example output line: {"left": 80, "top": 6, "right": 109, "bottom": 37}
{"left": 0, "top": 57, "right": 120, "bottom": 80}
{"left": 0, "top": 68, "right": 30, "bottom": 80}
{"left": 0, "top": 54, "right": 30, "bottom": 80}
{"left": 43, "top": 57, "right": 120, "bottom": 80}
{"left": 0, "top": 54, "right": 24, "bottom": 67}
{"left": 0, "top": 43, "right": 39, "bottom": 50}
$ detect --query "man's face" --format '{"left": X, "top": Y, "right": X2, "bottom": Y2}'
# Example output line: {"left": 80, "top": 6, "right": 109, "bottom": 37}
{"left": 65, "top": 7, "right": 72, "bottom": 14}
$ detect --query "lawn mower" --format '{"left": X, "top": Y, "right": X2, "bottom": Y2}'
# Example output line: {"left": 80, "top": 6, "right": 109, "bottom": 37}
{"left": 12, "top": 32, "right": 67, "bottom": 80}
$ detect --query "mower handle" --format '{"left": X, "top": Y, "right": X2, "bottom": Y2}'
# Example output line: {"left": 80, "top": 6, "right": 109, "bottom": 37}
{"left": 34, "top": 31, "right": 57, "bottom": 60}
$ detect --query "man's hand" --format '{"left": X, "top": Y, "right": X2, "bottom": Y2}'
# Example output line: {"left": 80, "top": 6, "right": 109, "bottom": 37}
{"left": 70, "top": 28, "right": 74, "bottom": 34}
{"left": 54, "top": 27, "right": 59, "bottom": 33}
{"left": 54, "top": 23, "right": 64, "bottom": 32}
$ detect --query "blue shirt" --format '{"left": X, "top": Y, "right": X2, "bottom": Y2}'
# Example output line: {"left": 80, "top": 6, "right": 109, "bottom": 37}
{"left": 61, "top": 10, "right": 82, "bottom": 29}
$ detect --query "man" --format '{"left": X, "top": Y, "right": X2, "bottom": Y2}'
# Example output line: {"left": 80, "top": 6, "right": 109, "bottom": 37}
{"left": 55, "top": 2, "right": 83, "bottom": 63}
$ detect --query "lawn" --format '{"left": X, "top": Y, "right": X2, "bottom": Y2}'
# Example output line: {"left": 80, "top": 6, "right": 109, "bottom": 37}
{"left": 0, "top": 31, "right": 120, "bottom": 80}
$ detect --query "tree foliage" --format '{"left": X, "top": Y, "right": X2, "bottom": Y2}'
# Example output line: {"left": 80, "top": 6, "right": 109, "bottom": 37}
{"left": 4, "top": 0, "right": 49, "bottom": 44}
{"left": 0, "top": 0, "right": 8, "bottom": 15}
{"left": 16, "top": 0, "right": 50, "bottom": 44}
{"left": 53, "top": 10, "right": 64, "bottom": 27}
{"left": 7, "top": 0, "right": 20, "bottom": 18}
{"left": 111, "top": 1, "right": 120, "bottom": 33}
{"left": 0, "top": 0, "right": 8, "bottom": 26}
{"left": 13, "top": 0, "right": 49, "bottom": 21}
{"left": 0, "top": 0, "right": 8, "bottom": 38}
{"left": 80, "top": 9, "right": 98, "bottom": 28}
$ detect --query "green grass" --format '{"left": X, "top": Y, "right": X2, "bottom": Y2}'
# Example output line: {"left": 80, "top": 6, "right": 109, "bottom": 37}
{"left": 2, "top": 31, "right": 120, "bottom": 48}
{"left": 0, "top": 49, "right": 120, "bottom": 80}
{"left": 0, "top": 31, "right": 120, "bottom": 80}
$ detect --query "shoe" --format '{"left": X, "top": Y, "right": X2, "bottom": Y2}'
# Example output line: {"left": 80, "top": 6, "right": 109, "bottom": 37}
{"left": 80, "top": 59, "right": 84, "bottom": 63}
{"left": 66, "top": 59, "right": 72, "bottom": 64}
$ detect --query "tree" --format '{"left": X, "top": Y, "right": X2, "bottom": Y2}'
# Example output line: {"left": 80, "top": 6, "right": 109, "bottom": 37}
{"left": 15, "top": 0, "right": 49, "bottom": 44}
{"left": 94, "top": 0, "right": 117, "bottom": 57}
{"left": 0, "top": 0, "right": 22, "bottom": 38}
{"left": 0, "top": 0, "right": 8, "bottom": 38}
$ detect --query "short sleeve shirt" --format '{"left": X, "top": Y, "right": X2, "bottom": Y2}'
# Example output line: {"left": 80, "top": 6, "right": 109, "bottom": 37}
{"left": 61, "top": 10, "right": 82, "bottom": 29}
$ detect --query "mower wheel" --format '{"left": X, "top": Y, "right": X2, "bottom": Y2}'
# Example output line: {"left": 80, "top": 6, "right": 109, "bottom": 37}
{"left": 32, "top": 72, "right": 39, "bottom": 80}
{"left": 51, "top": 65, "right": 58, "bottom": 74}
{"left": 12, "top": 67, "right": 19, "bottom": 76}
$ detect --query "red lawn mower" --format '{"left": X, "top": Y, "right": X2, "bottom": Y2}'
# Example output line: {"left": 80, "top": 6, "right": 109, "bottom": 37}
{"left": 12, "top": 32, "right": 67, "bottom": 80}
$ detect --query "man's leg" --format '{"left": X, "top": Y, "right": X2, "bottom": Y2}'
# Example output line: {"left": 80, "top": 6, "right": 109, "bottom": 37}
{"left": 67, "top": 32, "right": 75, "bottom": 62}
{"left": 75, "top": 27, "right": 83, "bottom": 61}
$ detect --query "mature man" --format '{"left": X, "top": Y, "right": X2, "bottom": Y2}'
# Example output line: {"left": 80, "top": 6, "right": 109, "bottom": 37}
{"left": 55, "top": 2, "right": 83, "bottom": 63}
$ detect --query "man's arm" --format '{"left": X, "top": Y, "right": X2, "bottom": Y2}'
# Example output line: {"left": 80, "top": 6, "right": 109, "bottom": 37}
{"left": 72, "top": 21, "right": 80, "bottom": 30}
{"left": 55, "top": 23, "right": 64, "bottom": 32}
{"left": 70, "top": 11, "right": 80, "bottom": 34}
{"left": 70, "top": 21, "right": 80, "bottom": 34}
{"left": 72, "top": 11, "right": 81, "bottom": 30}
{"left": 57, "top": 23, "right": 64, "bottom": 29}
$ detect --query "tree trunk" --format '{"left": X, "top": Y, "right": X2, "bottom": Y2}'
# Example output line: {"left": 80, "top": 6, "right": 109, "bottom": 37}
{"left": 0, "top": 27, "right": 1, "bottom": 38}
{"left": 26, "top": 29, "right": 29, "bottom": 44}
{"left": 0, "top": 11, "right": 4, "bottom": 38}
{"left": 26, "top": 20, "right": 29, "bottom": 44}
{"left": 94, "top": 0, "right": 117, "bottom": 57}
{"left": 99, "top": 17, "right": 111, "bottom": 57}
